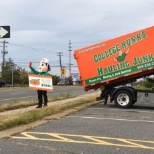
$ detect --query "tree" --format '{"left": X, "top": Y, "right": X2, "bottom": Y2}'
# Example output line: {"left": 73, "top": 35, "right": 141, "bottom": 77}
{"left": 52, "top": 75, "right": 60, "bottom": 85}
{"left": 0, "top": 58, "right": 29, "bottom": 85}
{"left": 67, "top": 76, "right": 73, "bottom": 85}
{"left": 2, "top": 58, "right": 16, "bottom": 84}
{"left": 144, "top": 78, "right": 153, "bottom": 88}
{"left": 19, "top": 68, "right": 29, "bottom": 85}
{"left": 0, "top": 58, "right": 62, "bottom": 86}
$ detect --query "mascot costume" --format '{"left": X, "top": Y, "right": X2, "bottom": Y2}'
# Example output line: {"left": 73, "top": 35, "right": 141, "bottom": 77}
{"left": 29, "top": 58, "right": 51, "bottom": 108}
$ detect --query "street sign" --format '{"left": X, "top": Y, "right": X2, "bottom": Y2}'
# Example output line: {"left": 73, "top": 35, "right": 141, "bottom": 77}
{"left": 0, "top": 26, "right": 10, "bottom": 38}
{"left": 60, "top": 68, "right": 66, "bottom": 74}
{"left": 71, "top": 73, "right": 80, "bottom": 81}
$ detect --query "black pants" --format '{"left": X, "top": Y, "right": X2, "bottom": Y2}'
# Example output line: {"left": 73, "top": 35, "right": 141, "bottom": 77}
{"left": 37, "top": 90, "right": 48, "bottom": 107}
{"left": 100, "top": 87, "right": 115, "bottom": 105}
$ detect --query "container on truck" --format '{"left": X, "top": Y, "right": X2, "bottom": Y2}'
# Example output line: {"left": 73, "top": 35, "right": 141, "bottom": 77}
{"left": 74, "top": 26, "right": 154, "bottom": 108}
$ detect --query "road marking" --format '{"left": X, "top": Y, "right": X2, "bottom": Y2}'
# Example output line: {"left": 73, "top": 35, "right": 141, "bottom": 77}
{"left": 0, "top": 96, "right": 35, "bottom": 102}
{"left": 87, "top": 108, "right": 154, "bottom": 114}
{"left": 48, "top": 133, "right": 74, "bottom": 142}
{"left": 67, "top": 116, "right": 154, "bottom": 123}
{"left": 11, "top": 132, "right": 154, "bottom": 150}
{"left": 47, "top": 90, "right": 87, "bottom": 96}
{"left": 10, "top": 92, "right": 27, "bottom": 95}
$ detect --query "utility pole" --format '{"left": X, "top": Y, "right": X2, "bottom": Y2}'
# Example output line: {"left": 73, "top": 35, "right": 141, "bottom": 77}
{"left": 57, "top": 52, "right": 63, "bottom": 69}
{"left": 57, "top": 52, "right": 63, "bottom": 80}
{"left": 1, "top": 40, "right": 8, "bottom": 80}
{"left": 68, "top": 40, "right": 73, "bottom": 76}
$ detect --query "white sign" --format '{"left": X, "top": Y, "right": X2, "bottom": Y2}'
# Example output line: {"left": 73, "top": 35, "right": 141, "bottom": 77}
{"left": 71, "top": 73, "right": 80, "bottom": 81}
{"left": 28, "top": 74, "right": 53, "bottom": 91}
{"left": 0, "top": 26, "right": 10, "bottom": 38}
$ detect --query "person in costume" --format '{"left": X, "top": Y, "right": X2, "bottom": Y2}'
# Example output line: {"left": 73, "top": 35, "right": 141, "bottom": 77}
{"left": 29, "top": 58, "right": 51, "bottom": 108}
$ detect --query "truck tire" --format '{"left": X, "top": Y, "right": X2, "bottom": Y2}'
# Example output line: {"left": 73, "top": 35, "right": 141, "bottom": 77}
{"left": 114, "top": 90, "right": 133, "bottom": 108}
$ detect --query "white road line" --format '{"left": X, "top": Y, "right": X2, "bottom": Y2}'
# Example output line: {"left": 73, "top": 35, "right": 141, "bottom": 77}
{"left": 47, "top": 90, "right": 84, "bottom": 96}
{"left": 10, "top": 92, "right": 27, "bottom": 95}
{"left": 67, "top": 116, "right": 154, "bottom": 123}
{"left": 87, "top": 108, "right": 154, "bottom": 114}
{"left": 0, "top": 90, "right": 85, "bottom": 102}
{"left": 0, "top": 96, "right": 35, "bottom": 101}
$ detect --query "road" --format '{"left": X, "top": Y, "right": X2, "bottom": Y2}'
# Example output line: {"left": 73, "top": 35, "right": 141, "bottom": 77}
{"left": 0, "top": 86, "right": 94, "bottom": 105}
{"left": 0, "top": 101, "right": 154, "bottom": 154}
{"left": 0, "top": 92, "right": 154, "bottom": 154}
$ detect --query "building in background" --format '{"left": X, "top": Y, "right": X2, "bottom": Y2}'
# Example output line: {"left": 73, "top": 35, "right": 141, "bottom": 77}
{"left": 71, "top": 73, "right": 81, "bottom": 85}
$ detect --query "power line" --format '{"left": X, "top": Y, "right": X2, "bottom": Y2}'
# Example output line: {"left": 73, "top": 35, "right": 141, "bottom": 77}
{"left": 9, "top": 43, "right": 47, "bottom": 51}
{"left": 72, "top": 40, "right": 103, "bottom": 44}
{"left": 14, "top": 60, "right": 58, "bottom": 63}
{"left": 9, "top": 39, "right": 102, "bottom": 52}
{"left": 9, "top": 43, "right": 58, "bottom": 56}
{"left": 9, "top": 42, "right": 70, "bottom": 55}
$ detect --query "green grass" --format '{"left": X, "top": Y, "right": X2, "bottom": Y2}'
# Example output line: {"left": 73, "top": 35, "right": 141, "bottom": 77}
{"left": 135, "top": 85, "right": 153, "bottom": 90}
{"left": 0, "top": 96, "right": 98, "bottom": 131}
{"left": 0, "top": 93, "right": 74, "bottom": 112}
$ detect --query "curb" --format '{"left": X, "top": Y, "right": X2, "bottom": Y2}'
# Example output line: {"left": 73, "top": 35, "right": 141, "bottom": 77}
{"left": 0, "top": 92, "right": 98, "bottom": 116}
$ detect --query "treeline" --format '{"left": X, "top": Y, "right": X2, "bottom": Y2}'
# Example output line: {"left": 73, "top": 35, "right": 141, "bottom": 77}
{"left": 0, "top": 58, "right": 61, "bottom": 86}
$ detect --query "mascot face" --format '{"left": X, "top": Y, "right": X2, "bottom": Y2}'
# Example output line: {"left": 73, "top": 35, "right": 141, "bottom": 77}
{"left": 38, "top": 58, "right": 50, "bottom": 73}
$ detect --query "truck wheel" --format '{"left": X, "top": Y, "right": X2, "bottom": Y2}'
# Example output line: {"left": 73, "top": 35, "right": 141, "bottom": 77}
{"left": 114, "top": 90, "right": 133, "bottom": 108}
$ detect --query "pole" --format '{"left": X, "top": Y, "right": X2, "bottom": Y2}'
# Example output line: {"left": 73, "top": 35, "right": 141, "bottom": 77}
{"left": 1, "top": 40, "right": 8, "bottom": 80}
{"left": 57, "top": 52, "right": 63, "bottom": 69}
{"left": 12, "top": 67, "right": 13, "bottom": 87}
{"left": 57, "top": 52, "right": 63, "bottom": 79}
{"left": 68, "top": 40, "right": 72, "bottom": 76}
{"left": 2, "top": 40, "right": 5, "bottom": 79}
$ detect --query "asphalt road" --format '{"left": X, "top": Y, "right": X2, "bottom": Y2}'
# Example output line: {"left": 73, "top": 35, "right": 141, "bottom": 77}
{"left": 0, "top": 93, "right": 154, "bottom": 154}
{"left": 0, "top": 86, "right": 94, "bottom": 105}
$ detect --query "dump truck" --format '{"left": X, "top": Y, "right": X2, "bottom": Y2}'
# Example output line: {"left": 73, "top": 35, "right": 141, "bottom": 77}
{"left": 74, "top": 26, "right": 154, "bottom": 108}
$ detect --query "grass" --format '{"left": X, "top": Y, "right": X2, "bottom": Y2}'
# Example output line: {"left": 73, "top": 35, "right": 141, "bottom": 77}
{"left": 0, "top": 93, "right": 74, "bottom": 112}
{"left": 135, "top": 85, "right": 153, "bottom": 90}
{"left": 0, "top": 96, "right": 98, "bottom": 131}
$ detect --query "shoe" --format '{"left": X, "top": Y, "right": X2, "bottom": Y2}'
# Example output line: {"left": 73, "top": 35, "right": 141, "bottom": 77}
{"left": 36, "top": 106, "right": 42, "bottom": 108}
{"left": 44, "top": 104, "right": 48, "bottom": 107}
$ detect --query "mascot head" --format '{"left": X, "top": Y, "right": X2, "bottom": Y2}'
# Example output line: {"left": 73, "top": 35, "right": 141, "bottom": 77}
{"left": 38, "top": 58, "right": 50, "bottom": 73}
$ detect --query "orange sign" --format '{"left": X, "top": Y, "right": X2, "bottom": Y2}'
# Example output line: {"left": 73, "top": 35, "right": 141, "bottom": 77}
{"left": 60, "top": 68, "right": 66, "bottom": 74}
{"left": 28, "top": 74, "right": 53, "bottom": 91}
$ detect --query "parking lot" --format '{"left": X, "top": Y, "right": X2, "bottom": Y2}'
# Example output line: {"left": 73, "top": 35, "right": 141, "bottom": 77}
{"left": 7, "top": 100, "right": 154, "bottom": 154}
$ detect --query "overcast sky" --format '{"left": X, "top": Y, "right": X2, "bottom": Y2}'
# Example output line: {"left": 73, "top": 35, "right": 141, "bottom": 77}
{"left": 0, "top": 0, "right": 154, "bottom": 76}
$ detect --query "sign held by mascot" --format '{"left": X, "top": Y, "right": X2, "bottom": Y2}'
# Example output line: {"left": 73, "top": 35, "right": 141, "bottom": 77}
{"left": 28, "top": 74, "right": 53, "bottom": 91}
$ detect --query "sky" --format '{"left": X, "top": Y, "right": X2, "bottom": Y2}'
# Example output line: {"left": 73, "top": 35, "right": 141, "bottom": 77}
{"left": 0, "top": 0, "right": 154, "bottom": 76}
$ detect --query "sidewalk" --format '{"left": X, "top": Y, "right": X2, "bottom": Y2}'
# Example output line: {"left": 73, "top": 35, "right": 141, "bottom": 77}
{"left": 0, "top": 92, "right": 99, "bottom": 138}
{"left": 0, "top": 92, "right": 98, "bottom": 116}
